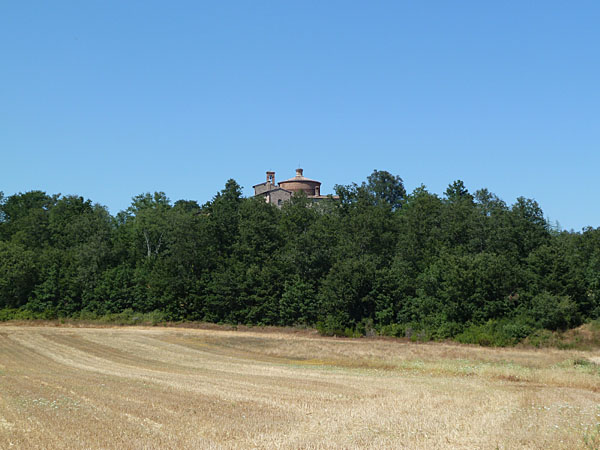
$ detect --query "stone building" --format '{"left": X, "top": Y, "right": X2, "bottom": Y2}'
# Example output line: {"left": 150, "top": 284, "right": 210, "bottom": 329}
{"left": 253, "top": 169, "right": 337, "bottom": 207}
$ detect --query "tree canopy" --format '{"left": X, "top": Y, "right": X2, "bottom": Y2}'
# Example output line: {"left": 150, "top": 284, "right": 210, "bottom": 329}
{"left": 1, "top": 170, "right": 598, "bottom": 345}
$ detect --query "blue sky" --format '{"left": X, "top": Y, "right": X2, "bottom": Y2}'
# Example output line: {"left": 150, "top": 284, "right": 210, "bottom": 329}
{"left": 2, "top": 1, "right": 598, "bottom": 230}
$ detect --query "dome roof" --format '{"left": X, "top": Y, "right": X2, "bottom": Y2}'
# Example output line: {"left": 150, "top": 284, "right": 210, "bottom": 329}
{"left": 279, "top": 168, "right": 321, "bottom": 185}
{"left": 278, "top": 169, "right": 321, "bottom": 196}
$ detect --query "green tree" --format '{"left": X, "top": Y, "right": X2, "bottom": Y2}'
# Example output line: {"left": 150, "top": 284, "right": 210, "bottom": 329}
{"left": 395, "top": 185, "right": 443, "bottom": 272}
{"left": 205, "top": 180, "right": 243, "bottom": 260}
{"left": 279, "top": 277, "right": 318, "bottom": 325}
{"left": 121, "top": 192, "right": 172, "bottom": 260}
{"left": 509, "top": 197, "right": 550, "bottom": 259}
{"left": 0, "top": 241, "right": 37, "bottom": 308}
{"left": 417, "top": 250, "right": 522, "bottom": 326}
{"left": 319, "top": 256, "right": 378, "bottom": 328}
{"left": 365, "top": 170, "right": 406, "bottom": 210}
{"left": 1, "top": 191, "right": 58, "bottom": 248}
{"left": 335, "top": 169, "right": 405, "bottom": 211}
{"left": 441, "top": 180, "right": 479, "bottom": 250}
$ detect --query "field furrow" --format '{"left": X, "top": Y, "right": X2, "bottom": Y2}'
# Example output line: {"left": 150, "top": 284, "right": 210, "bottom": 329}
{"left": 0, "top": 325, "right": 598, "bottom": 449}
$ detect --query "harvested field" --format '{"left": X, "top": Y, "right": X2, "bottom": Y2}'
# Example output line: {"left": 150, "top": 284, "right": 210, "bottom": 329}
{"left": 0, "top": 325, "right": 599, "bottom": 449}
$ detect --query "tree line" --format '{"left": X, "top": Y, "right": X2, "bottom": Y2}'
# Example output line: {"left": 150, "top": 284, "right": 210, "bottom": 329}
{"left": 1, "top": 171, "right": 599, "bottom": 345}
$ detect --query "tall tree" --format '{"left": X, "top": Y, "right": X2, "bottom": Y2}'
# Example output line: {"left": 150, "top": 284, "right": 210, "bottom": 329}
{"left": 1, "top": 191, "right": 58, "bottom": 249}
{"left": 120, "top": 192, "right": 172, "bottom": 260}
{"left": 0, "top": 241, "right": 37, "bottom": 308}
{"left": 365, "top": 170, "right": 406, "bottom": 210}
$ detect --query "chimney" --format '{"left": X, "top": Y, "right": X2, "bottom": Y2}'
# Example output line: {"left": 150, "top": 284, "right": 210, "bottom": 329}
{"left": 296, "top": 168, "right": 303, "bottom": 177}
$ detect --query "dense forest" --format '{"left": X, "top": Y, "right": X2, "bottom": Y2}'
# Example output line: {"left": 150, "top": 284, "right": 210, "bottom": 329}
{"left": 1, "top": 171, "right": 599, "bottom": 345}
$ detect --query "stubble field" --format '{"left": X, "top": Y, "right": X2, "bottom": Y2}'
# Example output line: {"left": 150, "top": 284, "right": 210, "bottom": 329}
{"left": 0, "top": 324, "right": 599, "bottom": 449}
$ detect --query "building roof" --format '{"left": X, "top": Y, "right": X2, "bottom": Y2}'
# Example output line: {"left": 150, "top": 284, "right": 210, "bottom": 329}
{"left": 279, "top": 168, "right": 321, "bottom": 185}
{"left": 255, "top": 187, "right": 293, "bottom": 195}
{"left": 279, "top": 176, "right": 321, "bottom": 184}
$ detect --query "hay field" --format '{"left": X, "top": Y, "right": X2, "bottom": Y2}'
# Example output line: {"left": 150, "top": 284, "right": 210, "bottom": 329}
{"left": 0, "top": 325, "right": 599, "bottom": 449}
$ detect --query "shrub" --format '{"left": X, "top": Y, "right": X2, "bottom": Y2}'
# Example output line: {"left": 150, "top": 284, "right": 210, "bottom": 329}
{"left": 78, "top": 310, "right": 99, "bottom": 321}
{"left": 378, "top": 323, "right": 406, "bottom": 337}
{"left": 0, "top": 307, "right": 56, "bottom": 321}
{"left": 589, "top": 318, "right": 600, "bottom": 332}
{"left": 528, "top": 292, "right": 579, "bottom": 330}
{"left": 454, "top": 319, "right": 532, "bottom": 347}
{"left": 316, "top": 315, "right": 361, "bottom": 337}
{"left": 0, "top": 308, "right": 19, "bottom": 321}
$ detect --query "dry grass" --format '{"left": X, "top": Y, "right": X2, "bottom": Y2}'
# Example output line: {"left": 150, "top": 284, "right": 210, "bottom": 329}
{"left": 0, "top": 325, "right": 599, "bottom": 449}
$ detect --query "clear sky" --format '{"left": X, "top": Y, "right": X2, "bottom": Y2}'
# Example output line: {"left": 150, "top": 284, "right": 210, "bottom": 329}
{"left": 2, "top": 1, "right": 598, "bottom": 230}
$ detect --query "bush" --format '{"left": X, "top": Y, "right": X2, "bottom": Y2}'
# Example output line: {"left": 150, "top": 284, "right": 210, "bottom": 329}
{"left": 455, "top": 319, "right": 533, "bottom": 347}
{"left": 433, "top": 321, "right": 464, "bottom": 340}
{"left": 528, "top": 292, "right": 579, "bottom": 330}
{"left": 145, "top": 310, "right": 168, "bottom": 325}
{"left": 94, "top": 309, "right": 167, "bottom": 326}
{"left": 378, "top": 321, "right": 451, "bottom": 341}
{"left": 524, "top": 329, "right": 562, "bottom": 348}
{"left": 355, "top": 318, "right": 376, "bottom": 337}
{"left": 0, "top": 307, "right": 56, "bottom": 321}
{"left": 589, "top": 318, "right": 600, "bottom": 332}
{"left": 78, "top": 310, "right": 99, "bottom": 321}
{"left": 0, "top": 308, "right": 19, "bottom": 321}
{"left": 316, "top": 315, "right": 361, "bottom": 337}
{"left": 378, "top": 323, "right": 406, "bottom": 337}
